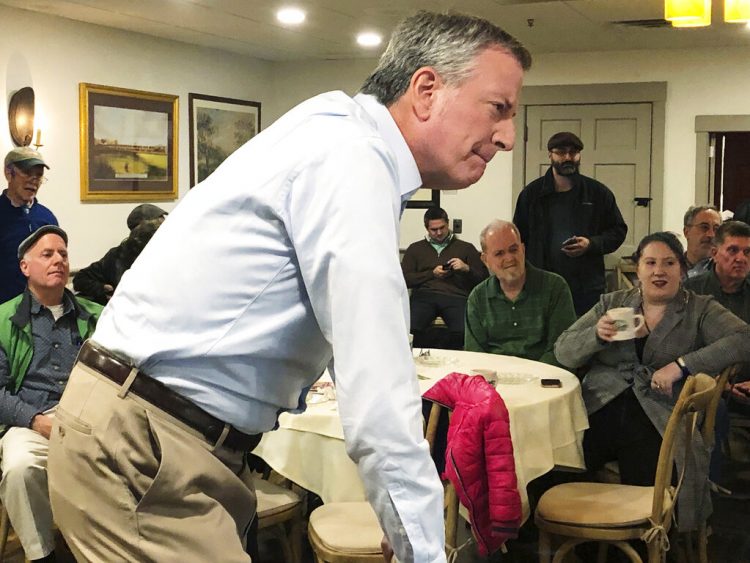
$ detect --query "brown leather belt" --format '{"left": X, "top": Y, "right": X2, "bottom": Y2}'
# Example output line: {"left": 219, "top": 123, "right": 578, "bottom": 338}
{"left": 77, "top": 341, "right": 261, "bottom": 452}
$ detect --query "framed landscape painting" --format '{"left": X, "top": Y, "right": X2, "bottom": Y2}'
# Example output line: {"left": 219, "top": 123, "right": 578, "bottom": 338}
{"left": 188, "top": 93, "right": 261, "bottom": 187}
{"left": 79, "top": 83, "right": 178, "bottom": 202}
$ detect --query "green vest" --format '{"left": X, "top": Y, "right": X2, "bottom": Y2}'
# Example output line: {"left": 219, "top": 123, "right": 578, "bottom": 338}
{"left": 0, "top": 289, "right": 102, "bottom": 393}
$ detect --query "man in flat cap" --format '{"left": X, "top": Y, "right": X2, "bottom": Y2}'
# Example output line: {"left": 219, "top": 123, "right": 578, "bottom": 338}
{"left": 513, "top": 131, "right": 627, "bottom": 315}
{"left": 1, "top": 148, "right": 58, "bottom": 304}
{"left": 73, "top": 204, "right": 166, "bottom": 304}
{"left": 0, "top": 226, "right": 101, "bottom": 562}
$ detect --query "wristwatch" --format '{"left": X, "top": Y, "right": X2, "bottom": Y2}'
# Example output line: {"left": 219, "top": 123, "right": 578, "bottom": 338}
{"left": 675, "top": 357, "right": 691, "bottom": 379}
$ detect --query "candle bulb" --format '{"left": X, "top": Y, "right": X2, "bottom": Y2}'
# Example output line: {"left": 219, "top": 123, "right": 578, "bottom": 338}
{"left": 35, "top": 129, "right": 42, "bottom": 146}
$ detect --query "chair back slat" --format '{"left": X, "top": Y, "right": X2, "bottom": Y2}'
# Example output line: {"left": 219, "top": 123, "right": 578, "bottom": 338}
{"left": 650, "top": 374, "right": 716, "bottom": 524}
{"left": 702, "top": 364, "right": 739, "bottom": 446}
{"left": 424, "top": 401, "right": 461, "bottom": 554}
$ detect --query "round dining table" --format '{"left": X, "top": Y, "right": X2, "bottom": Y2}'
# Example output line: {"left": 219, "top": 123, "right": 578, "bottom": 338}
{"left": 253, "top": 349, "right": 589, "bottom": 521}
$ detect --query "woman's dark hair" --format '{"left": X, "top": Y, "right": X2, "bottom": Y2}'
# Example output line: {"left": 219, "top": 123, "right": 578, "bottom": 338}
{"left": 633, "top": 231, "right": 688, "bottom": 272}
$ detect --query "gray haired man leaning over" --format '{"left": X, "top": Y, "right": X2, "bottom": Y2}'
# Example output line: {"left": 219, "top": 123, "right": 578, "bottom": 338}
{"left": 47, "top": 11, "right": 531, "bottom": 563}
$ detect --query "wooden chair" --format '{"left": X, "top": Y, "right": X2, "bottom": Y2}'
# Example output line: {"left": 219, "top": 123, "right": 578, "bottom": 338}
{"left": 535, "top": 373, "right": 716, "bottom": 563}
{"left": 307, "top": 402, "right": 460, "bottom": 562}
{"left": 254, "top": 473, "right": 304, "bottom": 563}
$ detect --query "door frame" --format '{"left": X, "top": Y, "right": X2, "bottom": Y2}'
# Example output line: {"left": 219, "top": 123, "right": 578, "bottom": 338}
{"left": 694, "top": 114, "right": 750, "bottom": 207}
{"left": 512, "top": 82, "right": 667, "bottom": 232}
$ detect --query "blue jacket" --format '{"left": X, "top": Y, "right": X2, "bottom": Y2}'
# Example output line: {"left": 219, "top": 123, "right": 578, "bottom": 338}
{"left": 0, "top": 190, "right": 58, "bottom": 303}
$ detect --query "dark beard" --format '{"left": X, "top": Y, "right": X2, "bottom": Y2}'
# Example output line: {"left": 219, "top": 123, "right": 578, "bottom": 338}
{"left": 552, "top": 161, "right": 579, "bottom": 176}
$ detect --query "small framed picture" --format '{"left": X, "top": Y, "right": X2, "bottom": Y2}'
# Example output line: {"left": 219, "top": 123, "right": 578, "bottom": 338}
{"left": 188, "top": 93, "right": 261, "bottom": 187}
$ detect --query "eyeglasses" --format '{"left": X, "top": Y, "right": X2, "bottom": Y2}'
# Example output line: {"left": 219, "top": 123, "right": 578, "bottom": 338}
{"left": 14, "top": 167, "right": 47, "bottom": 184}
{"left": 550, "top": 149, "right": 581, "bottom": 157}
{"left": 687, "top": 222, "right": 720, "bottom": 234}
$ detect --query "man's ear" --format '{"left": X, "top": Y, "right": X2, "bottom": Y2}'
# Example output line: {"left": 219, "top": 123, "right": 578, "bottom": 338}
{"left": 409, "top": 67, "right": 442, "bottom": 121}
{"left": 480, "top": 252, "right": 488, "bottom": 267}
{"left": 19, "top": 258, "right": 29, "bottom": 277}
{"left": 711, "top": 245, "right": 718, "bottom": 258}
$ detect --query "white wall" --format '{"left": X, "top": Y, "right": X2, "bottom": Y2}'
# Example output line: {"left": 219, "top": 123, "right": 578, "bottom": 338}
{"left": 4, "top": 2, "right": 750, "bottom": 265}
{"left": 1, "top": 5, "right": 273, "bottom": 268}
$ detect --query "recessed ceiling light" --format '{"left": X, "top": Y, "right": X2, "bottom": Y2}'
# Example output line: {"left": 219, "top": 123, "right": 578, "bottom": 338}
{"left": 357, "top": 31, "right": 382, "bottom": 48}
{"left": 277, "top": 7, "right": 306, "bottom": 26}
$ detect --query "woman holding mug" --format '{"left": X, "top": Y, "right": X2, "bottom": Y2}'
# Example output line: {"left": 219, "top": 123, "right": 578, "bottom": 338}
{"left": 554, "top": 231, "right": 750, "bottom": 529}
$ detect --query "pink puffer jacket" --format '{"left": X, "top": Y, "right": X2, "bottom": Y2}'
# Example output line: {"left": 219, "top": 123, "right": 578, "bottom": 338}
{"left": 423, "top": 372, "right": 521, "bottom": 556}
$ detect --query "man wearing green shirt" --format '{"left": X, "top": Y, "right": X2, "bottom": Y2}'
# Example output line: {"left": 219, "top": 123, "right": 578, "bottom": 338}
{"left": 465, "top": 220, "right": 576, "bottom": 366}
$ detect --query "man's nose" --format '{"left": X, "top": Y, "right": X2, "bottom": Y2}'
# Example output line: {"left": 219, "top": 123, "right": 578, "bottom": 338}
{"left": 493, "top": 120, "right": 516, "bottom": 152}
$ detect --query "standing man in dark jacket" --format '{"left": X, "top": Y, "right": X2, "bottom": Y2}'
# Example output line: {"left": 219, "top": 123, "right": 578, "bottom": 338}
{"left": 402, "top": 207, "right": 487, "bottom": 349}
{"left": 513, "top": 132, "right": 627, "bottom": 315}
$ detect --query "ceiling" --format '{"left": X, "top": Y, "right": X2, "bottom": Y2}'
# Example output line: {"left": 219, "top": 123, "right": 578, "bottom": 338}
{"left": 2, "top": 0, "right": 749, "bottom": 61}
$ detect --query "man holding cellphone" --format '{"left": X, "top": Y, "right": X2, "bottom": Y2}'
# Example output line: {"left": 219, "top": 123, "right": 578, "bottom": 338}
{"left": 513, "top": 132, "right": 627, "bottom": 316}
{"left": 402, "top": 207, "right": 487, "bottom": 350}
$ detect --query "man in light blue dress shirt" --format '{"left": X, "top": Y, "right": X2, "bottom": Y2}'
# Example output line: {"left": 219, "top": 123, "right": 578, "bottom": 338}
{"left": 47, "top": 11, "right": 531, "bottom": 563}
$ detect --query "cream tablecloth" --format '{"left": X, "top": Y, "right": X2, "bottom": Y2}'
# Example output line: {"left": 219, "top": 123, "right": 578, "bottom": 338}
{"left": 253, "top": 349, "right": 589, "bottom": 520}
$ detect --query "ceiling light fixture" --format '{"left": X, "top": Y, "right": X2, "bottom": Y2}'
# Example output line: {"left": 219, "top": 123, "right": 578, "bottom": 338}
{"left": 356, "top": 32, "right": 382, "bottom": 48}
{"left": 665, "top": 0, "right": 750, "bottom": 26}
{"left": 665, "top": 0, "right": 711, "bottom": 27}
{"left": 277, "top": 7, "right": 306, "bottom": 26}
{"left": 725, "top": 0, "right": 750, "bottom": 22}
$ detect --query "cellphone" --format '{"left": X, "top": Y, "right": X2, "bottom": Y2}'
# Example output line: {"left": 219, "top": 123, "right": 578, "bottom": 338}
{"left": 541, "top": 378, "right": 563, "bottom": 388}
{"left": 442, "top": 261, "right": 452, "bottom": 270}
{"left": 561, "top": 236, "right": 577, "bottom": 248}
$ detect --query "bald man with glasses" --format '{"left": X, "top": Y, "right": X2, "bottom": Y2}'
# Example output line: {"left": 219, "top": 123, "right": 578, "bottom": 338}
{"left": 1, "top": 148, "right": 57, "bottom": 304}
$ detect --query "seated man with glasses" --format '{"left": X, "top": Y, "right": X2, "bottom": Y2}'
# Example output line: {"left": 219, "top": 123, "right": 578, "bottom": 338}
{"left": 1, "top": 148, "right": 57, "bottom": 303}
{"left": 513, "top": 131, "right": 627, "bottom": 316}
{"left": 682, "top": 204, "right": 722, "bottom": 278}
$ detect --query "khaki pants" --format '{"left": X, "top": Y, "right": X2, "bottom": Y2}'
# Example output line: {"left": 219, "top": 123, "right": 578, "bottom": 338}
{"left": 0, "top": 425, "right": 55, "bottom": 560}
{"left": 48, "top": 362, "right": 256, "bottom": 563}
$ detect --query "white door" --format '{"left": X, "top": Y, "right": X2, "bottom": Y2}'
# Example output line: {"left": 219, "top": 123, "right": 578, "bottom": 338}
{"left": 523, "top": 103, "right": 653, "bottom": 266}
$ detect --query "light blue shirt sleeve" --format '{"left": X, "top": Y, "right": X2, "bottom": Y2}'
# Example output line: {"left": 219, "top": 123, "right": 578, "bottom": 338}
{"left": 287, "top": 138, "right": 445, "bottom": 562}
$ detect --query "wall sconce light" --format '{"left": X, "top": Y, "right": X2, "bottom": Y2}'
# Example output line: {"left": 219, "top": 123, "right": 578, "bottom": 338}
{"left": 8, "top": 87, "right": 35, "bottom": 147}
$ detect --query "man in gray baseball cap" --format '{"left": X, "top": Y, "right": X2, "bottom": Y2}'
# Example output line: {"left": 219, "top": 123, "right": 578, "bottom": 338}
{"left": 1, "top": 148, "right": 58, "bottom": 304}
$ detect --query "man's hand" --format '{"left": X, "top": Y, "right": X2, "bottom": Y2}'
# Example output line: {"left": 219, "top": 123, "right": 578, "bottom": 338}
{"left": 381, "top": 535, "right": 393, "bottom": 562}
{"left": 103, "top": 284, "right": 115, "bottom": 300}
{"left": 444, "top": 257, "right": 469, "bottom": 272}
{"left": 651, "top": 362, "right": 683, "bottom": 397}
{"left": 730, "top": 381, "right": 750, "bottom": 404}
{"left": 432, "top": 265, "right": 450, "bottom": 278}
{"left": 561, "top": 236, "right": 590, "bottom": 257}
{"left": 31, "top": 413, "right": 53, "bottom": 439}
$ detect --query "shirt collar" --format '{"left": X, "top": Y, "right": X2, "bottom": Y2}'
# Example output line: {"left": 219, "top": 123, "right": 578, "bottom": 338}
{"left": 487, "top": 262, "right": 539, "bottom": 303}
{"left": 353, "top": 93, "right": 422, "bottom": 209}
{"left": 29, "top": 290, "right": 74, "bottom": 316}
{"left": 709, "top": 266, "right": 750, "bottom": 295}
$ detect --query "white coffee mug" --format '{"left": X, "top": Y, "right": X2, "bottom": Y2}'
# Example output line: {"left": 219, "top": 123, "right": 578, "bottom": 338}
{"left": 608, "top": 307, "right": 645, "bottom": 341}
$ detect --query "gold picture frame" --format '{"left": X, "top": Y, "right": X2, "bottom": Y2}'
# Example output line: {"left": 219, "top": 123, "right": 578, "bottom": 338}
{"left": 79, "top": 83, "right": 178, "bottom": 202}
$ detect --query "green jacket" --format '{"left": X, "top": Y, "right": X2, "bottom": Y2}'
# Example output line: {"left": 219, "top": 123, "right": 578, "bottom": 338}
{"left": 0, "top": 289, "right": 102, "bottom": 393}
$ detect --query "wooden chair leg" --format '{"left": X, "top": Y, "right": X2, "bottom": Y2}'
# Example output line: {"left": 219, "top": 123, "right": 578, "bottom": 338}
{"left": 596, "top": 542, "right": 608, "bottom": 563}
{"left": 538, "top": 529, "right": 552, "bottom": 563}
{"left": 697, "top": 523, "right": 708, "bottom": 563}
{"left": 0, "top": 506, "right": 10, "bottom": 560}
